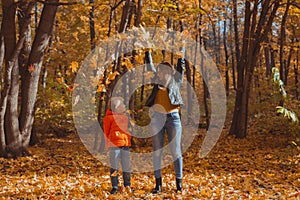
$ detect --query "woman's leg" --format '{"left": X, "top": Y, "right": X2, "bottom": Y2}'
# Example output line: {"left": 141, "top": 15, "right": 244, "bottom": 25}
{"left": 165, "top": 112, "right": 183, "bottom": 179}
{"left": 150, "top": 112, "right": 165, "bottom": 178}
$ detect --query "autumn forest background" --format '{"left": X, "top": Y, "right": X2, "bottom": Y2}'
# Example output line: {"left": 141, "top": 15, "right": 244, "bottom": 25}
{"left": 0, "top": 0, "right": 300, "bottom": 199}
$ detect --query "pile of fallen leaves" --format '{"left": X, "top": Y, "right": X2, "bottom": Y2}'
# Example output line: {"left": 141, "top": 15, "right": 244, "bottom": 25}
{"left": 0, "top": 124, "right": 299, "bottom": 199}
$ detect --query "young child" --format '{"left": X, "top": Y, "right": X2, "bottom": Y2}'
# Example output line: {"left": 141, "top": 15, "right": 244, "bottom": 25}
{"left": 103, "top": 97, "right": 131, "bottom": 194}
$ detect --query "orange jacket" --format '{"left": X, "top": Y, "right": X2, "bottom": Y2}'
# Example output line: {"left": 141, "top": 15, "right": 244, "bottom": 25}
{"left": 103, "top": 109, "right": 131, "bottom": 149}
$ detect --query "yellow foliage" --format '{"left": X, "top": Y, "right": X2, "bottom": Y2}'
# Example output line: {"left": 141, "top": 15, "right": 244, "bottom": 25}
{"left": 97, "top": 84, "right": 106, "bottom": 93}
{"left": 56, "top": 77, "right": 64, "bottom": 84}
{"left": 135, "top": 54, "right": 144, "bottom": 65}
{"left": 70, "top": 61, "right": 79, "bottom": 73}
{"left": 107, "top": 71, "right": 119, "bottom": 81}
{"left": 90, "top": 77, "right": 99, "bottom": 87}
{"left": 89, "top": 57, "right": 98, "bottom": 70}
{"left": 122, "top": 57, "right": 134, "bottom": 70}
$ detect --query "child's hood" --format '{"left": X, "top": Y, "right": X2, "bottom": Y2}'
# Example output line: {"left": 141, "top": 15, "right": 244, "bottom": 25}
{"left": 105, "top": 109, "right": 124, "bottom": 116}
{"left": 106, "top": 109, "right": 113, "bottom": 116}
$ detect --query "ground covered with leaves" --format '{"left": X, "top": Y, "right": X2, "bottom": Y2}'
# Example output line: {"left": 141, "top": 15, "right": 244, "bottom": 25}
{"left": 0, "top": 124, "right": 299, "bottom": 199}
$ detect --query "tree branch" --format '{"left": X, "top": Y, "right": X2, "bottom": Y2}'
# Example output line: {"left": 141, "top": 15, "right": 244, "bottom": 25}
{"left": 111, "top": 0, "right": 125, "bottom": 10}
{"left": 37, "top": 0, "right": 77, "bottom": 6}
{"left": 290, "top": 1, "right": 300, "bottom": 9}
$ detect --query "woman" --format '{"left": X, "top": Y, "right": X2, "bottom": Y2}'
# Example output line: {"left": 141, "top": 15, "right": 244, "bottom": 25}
{"left": 145, "top": 51, "right": 185, "bottom": 193}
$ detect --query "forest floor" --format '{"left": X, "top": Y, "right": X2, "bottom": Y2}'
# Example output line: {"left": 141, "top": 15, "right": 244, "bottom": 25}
{"left": 0, "top": 119, "right": 299, "bottom": 200}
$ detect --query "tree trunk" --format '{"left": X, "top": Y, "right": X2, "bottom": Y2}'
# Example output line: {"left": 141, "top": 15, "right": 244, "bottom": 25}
{"left": 0, "top": 35, "right": 4, "bottom": 87}
{"left": 19, "top": 0, "right": 58, "bottom": 150}
{"left": 229, "top": 0, "right": 251, "bottom": 137}
{"left": 202, "top": 41, "right": 210, "bottom": 129}
{"left": 264, "top": 38, "right": 271, "bottom": 76}
{"left": 106, "top": 0, "right": 131, "bottom": 101}
{"left": 230, "top": 0, "right": 280, "bottom": 138}
{"left": 270, "top": 36, "right": 276, "bottom": 70}
{"left": 34, "top": 3, "right": 38, "bottom": 30}
{"left": 19, "top": 1, "right": 32, "bottom": 89}
{"left": 229, "top": 0, "right": 243, "bottom": 135}
{"left": 279, "top": 0, "right": 290, "bottom": 85}
{"left": 285, "top": 46, "right": 293, "bottom": 85}
{"left": 96, "top": 0, "right": 132, "bottom": 151}
{"left": 229, "top": 14, "right": 236, "bottom": 90}
{"left": 1, "top": 0, "right": 20, "bottom": 157}
{"left": 237, "top": 0, "right": 260, "bottom": 138}
{"left": 211, "top": 21, "right": 218, "bottom": 64}
{"left": 134, "top": 0, "right": 143, "bottom": 27}
{"left": 5, "top": 61, "right": 21, "bottom": 155}
{"left": 232, "top": 0, "right": 240, "bottom": 65}
{"left": 197, "top": 0, "right": 203, "bottom": 88}
{"left": 223, "top": 20, "right": 230, "bottom": 96}
{"left": 118, "top": 0, "right": 132, "bottom": 33}
{"left": 0, "top": 0, "right": 35, "bottom": 157}
{"left": 185, "top": 60, "right": 193, "bottom": 124}
{"left": 95, "top": 2, "right": 118, "bottom": 151}
{"left": 129, "top": 0, "right": 143, "bottom": 117}
{"left": 18, "top": 1, "right": 40, "bottom": 146}
{"left": 89, "top": 0, "right": 96, "bottom": 51}
{"left": 256, "top": 57, "right": 262, "bottom": 103}
{"left": 295, "top": 47, "right": 299, "bottom": 100}
{"left": 122, "top": 65, "right": 129, "bottom": 104}
{"left": 141, "top": 50, "right": 153, "bottom": 102}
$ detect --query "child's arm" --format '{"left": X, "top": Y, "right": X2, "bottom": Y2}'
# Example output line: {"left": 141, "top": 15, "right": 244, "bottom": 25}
{"left": 103, "top": 116, "right": 112, "bottom": 149}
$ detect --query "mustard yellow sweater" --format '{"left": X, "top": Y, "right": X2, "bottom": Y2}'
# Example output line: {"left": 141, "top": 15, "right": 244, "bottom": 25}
{"left": 153, "top": 87, "right": 179, "bottom": 113}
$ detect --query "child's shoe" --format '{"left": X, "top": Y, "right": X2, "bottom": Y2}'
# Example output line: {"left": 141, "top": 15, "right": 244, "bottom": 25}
{"left": 110, "top": 187, "right": 118, "bottom": 194}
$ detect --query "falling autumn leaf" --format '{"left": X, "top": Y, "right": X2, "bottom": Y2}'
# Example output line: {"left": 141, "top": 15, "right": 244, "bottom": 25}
{"left": 70, "top": 61, "right": 79, "bottom": 73}
{"left": 56, "top": 77, "right": 64, "bottom": 84}
{"left": 28, "top": 64, "right": 35, "bottom": 72}
{"left": 90, "top": 76, "right": 99, "bottom": 87}
{"left": 67, "top": 84, "right": 75, "bottom": 92}
{"left": 107, "top": 71, "right": 119, "bottom": 81}
{"left": 89, "top": 57, "right": 98, "bottom": 70}
{"left": 129, "top": 119, "right": 136, "bottom": 126}
{"left": 73, "top": 95, "right": 80, "bottom": 106}
{"left": 122, "top": 58, "right": 134, "bottom": 70}
{"left": 97, "top": 84, "right": 106, "bottom": 93}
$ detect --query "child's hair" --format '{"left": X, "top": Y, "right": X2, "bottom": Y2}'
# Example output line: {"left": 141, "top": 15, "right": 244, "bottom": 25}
{"left": 109, "top": 97, "right": 124, "bottom": 111}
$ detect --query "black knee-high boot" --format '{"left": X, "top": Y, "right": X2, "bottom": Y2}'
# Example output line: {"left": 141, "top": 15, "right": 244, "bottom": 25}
{"left": 123, "top": 172, "right": 131, "bottom": 187}
{"left": 176, "top": 178, "right": 182, "bottom": 192}
{"left": 152, "top": 177, "right": 162, "bottom": 194}
{"left": 110, "top": 175, "right": 118, "bottom": 194}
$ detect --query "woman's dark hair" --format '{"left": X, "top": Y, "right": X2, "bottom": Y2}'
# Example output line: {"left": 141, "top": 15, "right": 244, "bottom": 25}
{"left": 157, "top": 62, "right": 174, "bottom": 73}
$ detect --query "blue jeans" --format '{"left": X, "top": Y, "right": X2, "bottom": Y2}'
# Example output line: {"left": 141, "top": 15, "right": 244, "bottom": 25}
{"left": 109, "top": 147, "right": 130, "bottom": 189}
{"left": 151, "top": 111, "right": 183, "bottom": 179}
